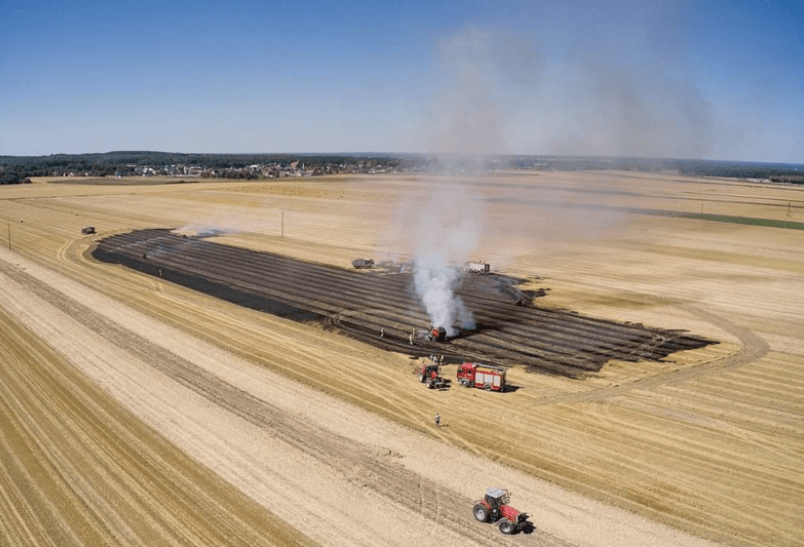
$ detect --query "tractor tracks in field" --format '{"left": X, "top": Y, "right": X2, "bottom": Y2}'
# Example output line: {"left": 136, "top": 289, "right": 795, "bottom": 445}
{"left": 534, "top": 306, "right": 769, "bottom": 406}
{"left": 0, "top": 268, "right": 316, "bottom": 547}
{"left": 0, "top": 257, "right": 570, "bottom": 547}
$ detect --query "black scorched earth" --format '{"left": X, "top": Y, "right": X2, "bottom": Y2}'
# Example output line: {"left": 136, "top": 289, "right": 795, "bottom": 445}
{"left": 92, "top": 229, "right": 713, "bottom": 377}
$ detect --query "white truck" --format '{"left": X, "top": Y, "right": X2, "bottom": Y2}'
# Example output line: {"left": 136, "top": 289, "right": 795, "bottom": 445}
{"left": 351, "top": 258, "right": 375, "bottom": 269}
{"left": 465, "top": 262, "right": 490, "bottom": 274}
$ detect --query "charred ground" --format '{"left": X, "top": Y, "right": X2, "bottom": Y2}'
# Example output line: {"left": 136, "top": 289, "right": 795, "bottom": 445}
{"left": 92, "top": 229, "right": 714, "bottom": 377}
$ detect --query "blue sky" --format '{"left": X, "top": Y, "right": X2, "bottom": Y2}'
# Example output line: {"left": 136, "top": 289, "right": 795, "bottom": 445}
{"left": 1, "top": 0, "right": 802, "bottom": 162}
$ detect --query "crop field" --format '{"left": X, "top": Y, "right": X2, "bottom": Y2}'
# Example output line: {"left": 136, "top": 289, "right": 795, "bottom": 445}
{"left": 0, "top": 171, "right": 802, "bottom": 547}
{"left": 92, "top": 228, "right": 713, "bottom": 376}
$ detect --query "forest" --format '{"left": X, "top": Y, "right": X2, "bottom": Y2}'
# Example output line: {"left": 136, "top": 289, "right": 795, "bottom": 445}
{"left": 1, "top": 151, "right": 801, "bottom": 185}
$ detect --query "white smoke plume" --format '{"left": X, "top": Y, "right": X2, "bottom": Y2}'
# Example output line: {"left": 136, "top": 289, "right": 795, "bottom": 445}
{"left": 423, "top": 25, "right": 542, "bottom": 158}
{"left": 404, "top": 24, "right": 535, "bottom": 333}
{"left": 410, "top": 181, "right": 482, "bottom": 334}
{"left": 174, "top": 201, "right": 279, "bottom": 238}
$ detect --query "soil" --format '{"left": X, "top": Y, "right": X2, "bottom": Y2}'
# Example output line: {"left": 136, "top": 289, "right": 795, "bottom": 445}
{"left": 2, "top": 171, "right": 802, "bottom": 547}
{"left": 92, "top": 228, "right": 714, "bottom": 377}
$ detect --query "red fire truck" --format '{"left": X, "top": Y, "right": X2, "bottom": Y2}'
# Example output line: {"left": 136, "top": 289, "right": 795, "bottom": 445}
{"left": 456, "top": 362, "right": 507, "bottom": 392}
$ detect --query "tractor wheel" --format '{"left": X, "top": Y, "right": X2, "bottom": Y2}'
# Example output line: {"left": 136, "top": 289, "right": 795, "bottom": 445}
{"left": 498, "top": 520, "right": 515, "bottom": 534}
{"left": 418, "top": 372, "right": 425, "bottom": 383}
{"left": 460, "top": 379, "right": 469, "bottom": 387}
{"left": 473, "top": 503, "right": 489, "bottom": 522}
{"left": 426, "top": 378, "right": 434, "bottom": 389}
{"left": 484, "top": 383, "right": 492, "bottom": 391}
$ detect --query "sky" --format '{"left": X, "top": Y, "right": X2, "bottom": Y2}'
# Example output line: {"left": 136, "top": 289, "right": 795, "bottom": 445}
{"left": 1, "top": 0, "right": 802, "bottom": 163}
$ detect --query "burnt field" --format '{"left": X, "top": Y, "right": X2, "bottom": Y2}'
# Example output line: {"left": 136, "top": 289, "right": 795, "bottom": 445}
{"left": 92, "top": 229, "right": 713, "bottom": 377}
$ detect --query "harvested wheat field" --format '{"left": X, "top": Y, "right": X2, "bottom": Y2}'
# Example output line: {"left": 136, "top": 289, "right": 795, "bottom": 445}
{"left": 1, "top": 171, "right": 802, "bottom": 547}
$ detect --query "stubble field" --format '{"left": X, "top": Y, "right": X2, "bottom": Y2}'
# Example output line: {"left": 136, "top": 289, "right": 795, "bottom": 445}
{"left": 0, "top": 170, "right": 802, "bottom": 547}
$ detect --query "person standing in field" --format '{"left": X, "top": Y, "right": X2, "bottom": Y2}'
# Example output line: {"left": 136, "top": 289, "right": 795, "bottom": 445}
{"left": 434, "top": 413, "right": 441, "bottom": 427}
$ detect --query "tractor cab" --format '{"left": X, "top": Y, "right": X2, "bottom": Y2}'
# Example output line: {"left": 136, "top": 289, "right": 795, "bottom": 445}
{"left": 415, "top": 355, "right": 447, "bottom": 389}
{"left": 484, "top": 487, "right": 511, "bottom": 508}
{"left": 422, "top": 361, "right": 440, "bottom": 377}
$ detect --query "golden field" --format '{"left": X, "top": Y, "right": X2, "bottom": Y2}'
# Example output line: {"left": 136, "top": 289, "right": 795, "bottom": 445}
{"left": 0, "top": 171, "right": 802, "bottom": 547}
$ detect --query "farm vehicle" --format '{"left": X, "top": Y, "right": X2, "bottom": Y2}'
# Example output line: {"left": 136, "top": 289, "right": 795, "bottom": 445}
{"left": 414, "top": 356, "right": 447, "bottom": 389}
{"left": 473, "top": 487, "right": 530, "bottom": 534}
{"left": 427, "top": 325, "right": 475, "bottom": 342}
{"left": 465, "top": 261, "right": 490, "bottom": 274}
{"left": 428, "top": 326, "right": 448, "bottom": 342}
{"left": 351, "top": 258, "right": 374, "bottom": 269}
{"left": 457, "top": 362, "right": 507, "bottom": 392}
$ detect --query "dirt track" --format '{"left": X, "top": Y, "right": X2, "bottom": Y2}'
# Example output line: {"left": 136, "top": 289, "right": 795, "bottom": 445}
{"left": 0, "top": 257, "right": 315, "bottom": 547}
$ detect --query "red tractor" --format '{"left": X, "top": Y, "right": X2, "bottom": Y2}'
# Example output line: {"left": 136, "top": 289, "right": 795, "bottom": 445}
{"left": 473, "top": 487, "right": 529, "bottom": 534}
{"left": 414, "top": 356, "right": 446, "bottom": 389}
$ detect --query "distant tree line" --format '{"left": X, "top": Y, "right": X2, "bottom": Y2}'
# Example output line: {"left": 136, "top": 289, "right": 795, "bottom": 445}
{"left": 0, "top": 151, "right": 408, "bottom": 183}
{"left": 769, "top": 175, "right": 804, "bottom": 184}
{"left": 674, "top": 160, "right": 803, "bottom": 181}
{"left": 0, "top": 151, "right": 801, "bottom": 184}
{"left": 520, "top": 156, "right": 804, "bottom": 182}
{"left": 0, "top": 164, "right": 32, "bottom": 185}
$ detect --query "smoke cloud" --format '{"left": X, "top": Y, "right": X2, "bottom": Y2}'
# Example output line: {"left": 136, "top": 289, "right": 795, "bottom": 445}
{"left": 509, "top": 1, "right": 720, "bottom": 160}
{"left": 405, "top": 25, "right": 539, "bottom": 333}
{"left": 409, "top": 182, "right": 483, "bottom": 334}
{"left": 546, "top": 59, "right": 715, "bottom": 159}
{"left": 424, "top": 25, "right": 543, "bottom": 158}
{"left": 398, "top": 13, "right": 719, "bottom": 329}
{"left": 174, "top": 202, "right": 279, "bottom": 238}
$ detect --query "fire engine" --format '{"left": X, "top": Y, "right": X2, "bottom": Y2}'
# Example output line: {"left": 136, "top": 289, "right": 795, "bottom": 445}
{"left": 456, "top": 362, "right": 507, "bottom": 392}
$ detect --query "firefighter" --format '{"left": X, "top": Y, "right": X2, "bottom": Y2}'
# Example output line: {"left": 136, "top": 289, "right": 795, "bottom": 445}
{"left": 380, "top": 327, "right": 384, "bottom": 338}
{"left": 409, "top": 333, "right": 414, "bottom": 345}
{"left": 434, "top": 413, "right": 441, "bottom": 427}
